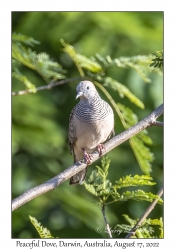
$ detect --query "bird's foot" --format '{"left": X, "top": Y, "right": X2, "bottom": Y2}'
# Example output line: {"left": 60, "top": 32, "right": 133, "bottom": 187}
{"left": 82, "top": 148, "right": 93, "bottom": 165}
{"left": 97, "top": 143, "right": 105, "bottom": 156}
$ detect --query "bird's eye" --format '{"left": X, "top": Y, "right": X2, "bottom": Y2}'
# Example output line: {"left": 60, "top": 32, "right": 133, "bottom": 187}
{"left": 87, "top": 86, "right": 89, "bottom": 90}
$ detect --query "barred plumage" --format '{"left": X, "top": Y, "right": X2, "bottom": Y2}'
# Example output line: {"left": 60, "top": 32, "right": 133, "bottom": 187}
{"left": 68, "top": 80, "right": 115, "bottom": 185}
{"left": 75, "top": 93, "right": 113, "bottom": 123}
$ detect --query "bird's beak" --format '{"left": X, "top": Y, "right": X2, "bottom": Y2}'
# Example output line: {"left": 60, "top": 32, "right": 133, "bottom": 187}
{"left": 76, "top": 91, "right": 84, "bottom": 99}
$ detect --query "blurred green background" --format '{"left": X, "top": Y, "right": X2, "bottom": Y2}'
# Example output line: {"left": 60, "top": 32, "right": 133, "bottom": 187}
{"left": 12, "top": 12, "right": 163, "bottom": 238}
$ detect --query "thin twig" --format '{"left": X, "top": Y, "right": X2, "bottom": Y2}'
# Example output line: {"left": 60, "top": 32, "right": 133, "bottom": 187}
{"left": 153, "top": 121, "right": 163, "bottom": 127}
{"left": 12, "top": 104, "right": 163, "bottom": 212}
{"left": 101, "top": 205, "right": 112, "bottom": 238}
{"left": 12, "top": 77, "right": 86, "bottom": 96}
{"left": 125, "top": 185, "right": 164, "bottom": 238}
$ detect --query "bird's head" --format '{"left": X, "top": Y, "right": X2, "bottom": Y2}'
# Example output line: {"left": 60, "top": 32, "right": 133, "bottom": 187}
{"left": 76, "top": 81, "right": 98, "bottom": 102}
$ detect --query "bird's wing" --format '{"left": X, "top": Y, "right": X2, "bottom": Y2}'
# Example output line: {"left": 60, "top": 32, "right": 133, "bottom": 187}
{"left": 109, "top": 128, "right": 115, "bottom": 138}
{"left": 68, "top": 106, "right": 77, "bottom": 161}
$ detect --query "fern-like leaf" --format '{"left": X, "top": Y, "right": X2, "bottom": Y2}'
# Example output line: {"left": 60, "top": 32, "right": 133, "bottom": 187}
{"left": 150, "top": 218, "right": 163, "bottom": 238}
{"left": 114, "top": 175, "right": 155, "bottom": 189}
{"left": 84, "top": 157, "right": 113, "bottom": 200}
{"left": 12, "top": 68, "right": 37, "bottom": 93}
{"left": 29, "top": 215, "right": 55, "bottom": 238}
{"left": 12, "top": 33, "right": 40, "bottom": 46}
{"left": 130, "top": 136, "right": 154, "bottom": 174}
{"left": 61, "top": 39, "right": 103, "bottom": 74}
{"left": 115, "top": 215, "right": 163, "bottom": 238}
{"left": 150, "top": 51, "right": 163, "bottom": 68}
{"left": 103, "top": 77, "right": 144, "bottom": 109}
{"left": 117, "top": 102, "right": 139, "bottom": 127}
{"left": 96, "top": 54, "right": 162, "bottom": 82}
{"left": 83, "top": 183, "right": 98, "bottom": 196}
{"left": 121, "top": 190, "right": 163, "bottom": 204}
{"left": 12, "top": 38, "right": 66, "bottom": 85}
{"left": 117, "top": 103, "right": 154, "bottom": 174}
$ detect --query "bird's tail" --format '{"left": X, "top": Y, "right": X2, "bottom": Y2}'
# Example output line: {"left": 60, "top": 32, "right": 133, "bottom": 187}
{"left": 69, "top": 168, "right": 87, "bottom": 185}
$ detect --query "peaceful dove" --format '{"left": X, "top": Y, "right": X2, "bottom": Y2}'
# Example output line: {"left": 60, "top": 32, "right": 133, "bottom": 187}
{"left": 69, "top": 80, "right": 115, "bottom": 185}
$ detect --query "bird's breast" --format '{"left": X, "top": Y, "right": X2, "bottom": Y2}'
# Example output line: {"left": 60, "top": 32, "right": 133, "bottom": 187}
{"left": 75, "top": 98, "right": 113, "bottom": 123}
{"left": 73, "top": 112, "right": 114, "bottom": 152}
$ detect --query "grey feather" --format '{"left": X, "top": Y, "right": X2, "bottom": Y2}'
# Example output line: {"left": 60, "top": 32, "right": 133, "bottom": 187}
{"left": 68, "top": 80, "right": 115, "bottom": 185}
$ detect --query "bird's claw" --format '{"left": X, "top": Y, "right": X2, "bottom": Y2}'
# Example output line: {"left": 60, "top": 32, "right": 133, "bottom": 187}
{"left": 82, "top": 144, "right": 105, "bottom": 165}
{"left": 82, "top": 148, "right": 94, "bottom": 165}
{"left": 97, "top": 144, "right": 105, "bottom": 156}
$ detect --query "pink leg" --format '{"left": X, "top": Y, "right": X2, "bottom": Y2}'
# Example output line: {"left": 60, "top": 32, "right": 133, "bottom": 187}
{"left": 82, "top": 148, "right": 94, "bottom": 165}
{"left": 97, "top": 144, "right": 105, "bottom": 156}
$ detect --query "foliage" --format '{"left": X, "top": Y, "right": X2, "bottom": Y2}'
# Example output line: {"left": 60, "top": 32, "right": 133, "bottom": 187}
{"left": 84, "top": 157, "right": 162, "bottom": 205}
{"left": 12, "top": 68, "right": 37, "bottom": 93}
{"left": 12, "top": 34, "right": 161, "bottom": 175}
{"left": 12, "top": 33, "right": 66, "bottom": 91}
{"left": 94, "top": 75, "right": 145, "bottom": 109}
{"left": 84, "top": 157, "right": 163, "bottom": 238}
{"left": 115, "top": 215, "right": 163, "bottom": 238}
{"left": 150, "top": 51, "right": 163, "bottom": 68}
{"left": 61, "top": 39, "right": 103, "bottom": 74}
{"left": 117, "top": 103, "right": 154, "bottom": 174}
{"left": 29, "top": 216, "right": 55, "bottom": 238}
{"left": 60, "top": 40, "right": 161, "bottom": 175}
{"left": 95, "top": 53, "right": 162, "bottom": 83}
{"left": 29, "top": 157, "right": 163, "bottom": 239}
{"left": 12, "top": 32, "right": 40, "bottom": 46}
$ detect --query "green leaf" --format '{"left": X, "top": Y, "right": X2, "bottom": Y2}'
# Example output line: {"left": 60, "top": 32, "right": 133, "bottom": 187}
{"left": 29, "top": 215, "right": 55, "bottom": 238}
{"left": 104, "top": 77, "right": 144, "bottom": 109}
{"left": 12, "top": 33, "right": 40, "bottom": 46}
{"left": 12, "top": 68, "right": 37, "bottom": 93}
{"left": 150, "top": 50, "right": 163, "bottom": 68}
{"left": 117, "top": 103, "right": 139, "bottom": 127}
{"left": 114, "top": 175, "right": 155, "bottom": 189}
{"left": 84, "top": 157, "right": 113, "bottom": 200}
{"left": 116, "top": 103, "right": 154, "bottom": 174}
{"left": 115, "top": 215, "right": 163, "bottom": 238}
{"left": 137, "top": 130, "right": 153, "bottom": 145}
{"left": 61, "top": 39, "right": 103, "bottom": 73}
{"left": 130, "top": 136, "right": 154, "bottom": 174}
{"left": 12, "top": 40, "right": 66, "bottom": 84}
{"left": 121, "top": 190, "right": 163, "bottom": 204}
{"left": 83, "top": 183, "right": 98, "bottom": 196}
{"left": 95, "top": 165, "right": 105, "bottom": 177}
{"left": 117, "top": 103, "right": 154, "bottom": 174}
{"left": 95, "top": 53, "right": 162, "bottom": 83}
{"left": 86, "top": 170, "right": 103, "bottom": 185}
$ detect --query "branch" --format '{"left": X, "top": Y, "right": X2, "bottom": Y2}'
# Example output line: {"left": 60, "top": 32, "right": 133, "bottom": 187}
{"left": 12, "top": 104, "right": 163, "bottom": 211}
{"left": 125, "top": 185, "right": 164, "bottom": 238}
{"left": 12, "top": 77, "right": 86, "bottom": 96}
{"left": 153, "top": 121, "right": 163, "bottom": 127}
{"left": 102, "top": 205, "right": 112, "bottom": 238}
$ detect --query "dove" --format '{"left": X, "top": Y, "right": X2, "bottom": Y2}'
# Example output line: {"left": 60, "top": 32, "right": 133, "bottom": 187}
{"left": 68, "top": 80, "right": 114, "bottom": 185}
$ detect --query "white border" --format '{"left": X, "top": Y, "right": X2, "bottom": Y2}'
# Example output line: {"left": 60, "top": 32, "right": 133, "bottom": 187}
{"left": 1, "top": 1, "right": 174, "bottom": 249}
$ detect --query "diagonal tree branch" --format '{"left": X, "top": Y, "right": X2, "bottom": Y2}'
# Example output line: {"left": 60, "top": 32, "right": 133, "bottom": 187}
{"left": 12, "top": 77, "right": 86, "bottom": 96}
{"left": 125, "top": 185, "right": 164, "bottom": 238}
{"left": 12, "top": 104, "right": 163, "bottom": 212}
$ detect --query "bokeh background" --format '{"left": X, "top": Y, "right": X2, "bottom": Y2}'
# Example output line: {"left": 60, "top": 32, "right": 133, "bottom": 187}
{"left": 12, "top": 12, "right": 163, "bottom": 238}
